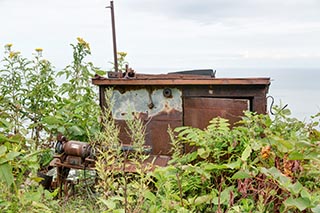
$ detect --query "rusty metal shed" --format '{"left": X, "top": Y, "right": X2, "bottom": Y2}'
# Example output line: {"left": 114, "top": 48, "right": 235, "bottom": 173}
{"left": 92, "top": 71, "right": 270, "bottom": 158}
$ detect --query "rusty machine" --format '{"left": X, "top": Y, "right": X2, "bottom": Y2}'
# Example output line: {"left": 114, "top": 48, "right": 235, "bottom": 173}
{"left": 48, "top": 137, "right": 95, "bottom": 194}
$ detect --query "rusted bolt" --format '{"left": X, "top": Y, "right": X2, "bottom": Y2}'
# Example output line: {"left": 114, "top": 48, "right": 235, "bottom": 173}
{"left": 148, "top": 102, "right": 154, "bottom": 109}
{"left": 163, "top": 88, "right": 172, "bottom": 98}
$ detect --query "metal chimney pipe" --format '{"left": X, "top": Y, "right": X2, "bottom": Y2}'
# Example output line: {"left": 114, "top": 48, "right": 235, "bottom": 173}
{"left": 107, "top": 1, "right": 119, "bottom": 72}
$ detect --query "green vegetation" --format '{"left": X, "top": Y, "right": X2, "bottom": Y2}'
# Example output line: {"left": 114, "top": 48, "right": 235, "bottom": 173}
{"left": 0, "top": 38, "right": 103, "bottom": 212}
{"left": 1, "top": 39, "right": 319, "bottom": 212}
{"left": 149, "top": 110, "right": 320, "bottom": 212}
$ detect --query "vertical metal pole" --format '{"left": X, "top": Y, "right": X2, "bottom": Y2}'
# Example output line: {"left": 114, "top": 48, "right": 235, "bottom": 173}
{"left": 108, "top": 1, "right": 118, "bottom": 72}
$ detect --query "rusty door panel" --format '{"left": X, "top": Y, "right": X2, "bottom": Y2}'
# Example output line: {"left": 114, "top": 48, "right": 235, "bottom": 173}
{"left": 184, "top": 97, "right": 249, "bottom": 152}
{"left": 184, "top": 98, "right": 249, "bottom": 128}
{"left": 116, "top": 110, "right": 182, "bottom": 155}
{"left": 146, "top": 110, "right": 182, "bottom": 155}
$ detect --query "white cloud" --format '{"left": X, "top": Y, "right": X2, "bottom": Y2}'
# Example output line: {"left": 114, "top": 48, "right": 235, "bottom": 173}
{"left": 122, "top": 0, "right": 320, "bottom": 24}
{"left": 0, "top": 0, "right": 319, "bottom": 70}
{"left": 0, "top": 0, "right": 319, "bottom": 120}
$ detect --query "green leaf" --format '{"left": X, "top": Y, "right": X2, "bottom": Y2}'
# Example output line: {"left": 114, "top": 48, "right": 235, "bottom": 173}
{"left": 94, "top": 69, "right": 107, "bottom": 76}
{"left": 69, "top": 125, "right": 83, "bottom": 136}
{"left": 300, "top": 189, "right": 311, "bottom": 200}
{"left": 282, "top": 108, "right": 291, "bottom": 116}
{"left": 198, "top": 148, "right": 210, "bottom": 159}
{"left": 175, "top": 126, "right": 190, "bottom": 133}
{"left": 231, "top": 170, "right": 251, "bottom": 179}
{"left": 304, "top": 151, "right": 320, "bottom": 160}
{"left": 144, "top": 191, "right": 156, "bottom": 203}
{"left": 24, "top": 190, "right": 42, "bottom": 202}
{"left": 288, "top": 151, "right": 304, "bottom": 160}
{"left": 241, "top": 145, "right": 252, "bottom": 161}
{"left": 49, "top": 188, "right": 60, "bottom": 198}
{"left": 0, "top": 145, "right": 7, "bottom": 156}
{"left": 260, "top": 167, "right": 292, "bottom": 187}
{"left": 288, "top": 181, "right": 303, "bottom": 195}
{"left": 250, "top": 140, "right": 262, "bottom": 151}
{"left": 296, "top": 140, "right": 313, "bottom": 148}
{"left": 29, "top": 202, "right": 51, "bottom": 211}
{"left": 113, "top": 210, "right": 125, "bottom": 213}
{"left": 204, "top": 163, "right": 228, "bottom": 171}
{"left": 181, "top": 151, "right": 198, "bottom": 163}
{"left": 43, "top": 116, "right": 62, "bottom": 125}
{"left": 0, "top": 119, "right": 10, "bottom": 128}
{"left": 225, "top": 160, "right": 241, "bottom": 169}
{"left": 277, "top": 139, "right": 294, "bottom": 151}
{"left": 0, "top": 163, "right": 14, "bottom": 186}
{"left": 57, "top": 126, "right": 66, "bottom": 134}
{"left": 284, "top": 197, "right": 311, "bottom": 211}
{"left": 193, "top": 194, "right": 212, "bottom": 206}
{"left": 99, "top": 198, "right": 116, "bottom": 209}
{"left": 220, "top": 186, "right": 234, "bottom": 205}
{"left": 0, "top": 135, "right": 21, "bottom": 143}
{"left": 6, "top": 151, "right": 21, "bottom": 161}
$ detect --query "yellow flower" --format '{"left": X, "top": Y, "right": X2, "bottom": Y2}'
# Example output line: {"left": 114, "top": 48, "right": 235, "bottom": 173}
{"left": 35, "top": 48, "right": 43, "bottom": 56}
{"left": 84, "top": 42, "right": 90, "bottom": 50}
{"left": 76, "top": 37, "right": 90, "bottom": 50}
{"left": 9, "top": 52, "right": 15, "bottom": 58}
{"left": 40, "top": 59, "right": 48, "bottom": 65}
{"left": 5, "top": 43, "right": 13, "bottom": 51}
{"left": 9, "top": 51, "right": 20, "bottom": 59}
{"left": 35, "top": 48, "right": 43, "bottom": 52}
{"left": 5, "top": 43, "right": 13, "bottom": 48}
{"left": 117, "top": 52, "right": 127, "bottom": 57}
{"left": 77, "top": 37, "right": 87, "bottom": 45}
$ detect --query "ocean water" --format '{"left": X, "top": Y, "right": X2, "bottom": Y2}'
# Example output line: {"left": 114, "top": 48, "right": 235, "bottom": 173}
{"left": 217, "top": 68, "right": 320, "bottom": 122}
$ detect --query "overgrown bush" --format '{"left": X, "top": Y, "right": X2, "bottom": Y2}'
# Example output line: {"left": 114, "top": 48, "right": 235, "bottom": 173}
{"left": 148, "top": 108, "right": 320, "bottom": 212}
{"left": 94, "top": 89, "right": 154, "bottom": 213}
{"left": 0, "top": 44, "right": 59, "bottom": 211}
{"left": 0, "top": 128, "right": 60, "bottom": 212}
{"left": 0, "top": 38, "right": 103, "bottom": 212}
{"left": 43, "top": 37, "right": 105, "bottom": 142}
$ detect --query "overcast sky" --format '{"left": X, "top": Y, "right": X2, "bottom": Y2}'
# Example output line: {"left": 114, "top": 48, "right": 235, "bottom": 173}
{"left": 1, "top": 0, "right": 319, "bottom": 120}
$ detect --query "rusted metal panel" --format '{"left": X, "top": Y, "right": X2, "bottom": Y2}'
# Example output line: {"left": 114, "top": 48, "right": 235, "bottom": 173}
{"left": 184, "top": 97, "right": 250, "bottom": 152}
{"left": 92, "top": 75, "right": 271, "bottom": 86}
{"left": 111, "top": 87, "right": 182, "bottom": 155}
{"left": 111, "top": 88, "right": 182, "bottom": 118}
{"left": 252, "top": 96, "right": 268, "bottom": 115}
{"left": 146, "top": 109, "right": 182, "bottom": 155}
{"left": 182, "top": 85, "right": 269, "bottom": 113}
{"left": 99, "top": 86, "right": 107, "bottom": 114}
{"left": 184, "top": 97, "right": 250, "bottom": 128}
{"left": 182, "top": 85, "right": 268, "bottom": 97}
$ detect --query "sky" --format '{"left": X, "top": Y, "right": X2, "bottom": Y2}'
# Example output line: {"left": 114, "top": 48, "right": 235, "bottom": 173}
{"left": 1, "top": 0, "right": 320, "bottom": 120}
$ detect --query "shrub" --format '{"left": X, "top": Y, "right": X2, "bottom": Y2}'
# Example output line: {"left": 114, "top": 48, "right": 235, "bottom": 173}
{"left": 149, "top": 108, "right": 320, "bottom": 212}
